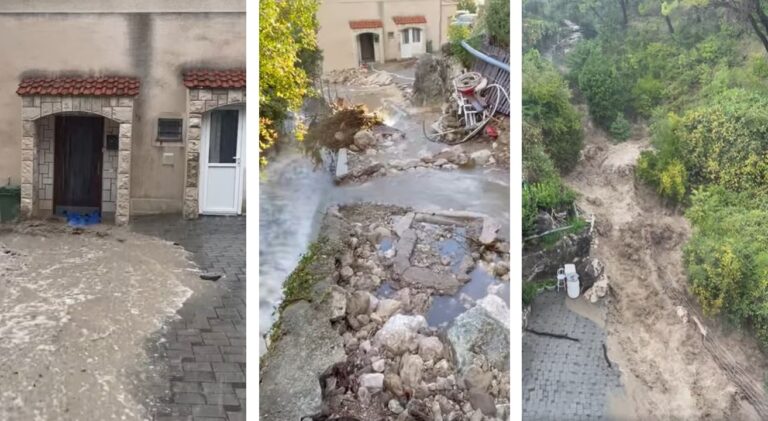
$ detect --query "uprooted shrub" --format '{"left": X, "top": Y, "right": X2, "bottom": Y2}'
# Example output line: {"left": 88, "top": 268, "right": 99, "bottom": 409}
{"left": 302, "top": 104, "right": 383, "bottom": 154}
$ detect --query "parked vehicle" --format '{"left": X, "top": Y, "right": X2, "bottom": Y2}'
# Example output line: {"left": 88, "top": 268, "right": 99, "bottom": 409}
{"left": 451, "top": 13, "right": 477, "bottom": 28}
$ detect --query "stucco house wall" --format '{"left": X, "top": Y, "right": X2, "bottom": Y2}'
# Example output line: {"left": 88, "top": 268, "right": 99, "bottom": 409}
{"left": 0, "top": 1, "right": 245, "bottom": 216}
{"left": 317, "top": 0, "right": 458, "bottom": 72}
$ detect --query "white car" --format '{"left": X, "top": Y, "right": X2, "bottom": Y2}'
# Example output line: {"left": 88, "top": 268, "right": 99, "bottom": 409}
{"left": 451, "top": 13, "right": 477, "bottom": 28}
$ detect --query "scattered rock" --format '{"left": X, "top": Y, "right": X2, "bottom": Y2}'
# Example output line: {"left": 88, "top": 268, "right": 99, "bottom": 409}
{"left": 353, "top": 130, "right": 376, "bottom": 150}
{"left": 399, "top": 353, "right": 424, "bottom": 389}
{"left": 375, "top": 299, "right": 402, "bottom": 319}
{"left": 394, "top": 213, "right": 415, "bottom": 237}
{"left": 389, "top": 399, "right": 405, "bottom": 414}
{"left": 374, "top": 314, "right": 427, "bottom": 355}
{"left": 340, "top": 266, "right": 354, "bottom": 280}
{"left": 346, "top": 291, "right": 371, "bottom": 316}
{"left": 470, "top": 149, "right": 492, "bottom": 166}
{"left": 417, "top": 336, "right": 444, "bottom": 362}
{"left": 360, "top": 373, "right": 385, "bottom": 392}
{"left": 476, "top": 295, "right": 510, "bottom": 330}
{"left": 448, "top": 306, "right": 509, "bottom": 373}
{"left": 385, "top": 373, "right": 405, "bottom": 397}
{"left": 372, "top": 359, "right": 386, "bottom": 372}
{"left": 329, "top": 286, "right": 347, "bottom": 321}
{"left": 468, "top": 389, "right": 497, "bottom": 416}
{"left": 479, "top": 218, "right": 501, "bottom": 245}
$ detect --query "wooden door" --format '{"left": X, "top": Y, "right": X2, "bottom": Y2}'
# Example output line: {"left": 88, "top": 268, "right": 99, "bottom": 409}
{"left": 54, "top": 115, "right": 103, "bottom": 215}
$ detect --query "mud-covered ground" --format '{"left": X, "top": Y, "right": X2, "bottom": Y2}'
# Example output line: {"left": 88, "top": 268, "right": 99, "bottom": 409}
{"left": 564, "top": 115, "right": 768, "bottom": 420}
{"left": 0, "top": 222, "right": 212, "bottom": 420}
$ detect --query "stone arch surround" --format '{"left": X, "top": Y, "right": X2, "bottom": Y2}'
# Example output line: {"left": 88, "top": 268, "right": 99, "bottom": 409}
{"left": 20, "top": 95, "right": 134, "bottom": 224}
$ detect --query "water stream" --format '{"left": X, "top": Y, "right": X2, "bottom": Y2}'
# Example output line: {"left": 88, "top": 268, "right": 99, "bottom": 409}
{"left": 259, "top": 85, "right": 510, "bottom": 354}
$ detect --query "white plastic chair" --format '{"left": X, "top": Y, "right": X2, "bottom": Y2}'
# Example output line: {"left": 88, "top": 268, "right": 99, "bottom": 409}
{"left": 556, "top": 268, "right": 566, "bottom": 292}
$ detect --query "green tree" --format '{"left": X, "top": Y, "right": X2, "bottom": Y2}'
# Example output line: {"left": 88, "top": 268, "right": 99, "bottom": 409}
{"left": 485, "top": 0, "right": 510, "bottom": 47}
{"left": 577, "top": 49, "right": 625, "bottom": 128}
{"left": 523, "top": 50, "right": 584, "bottom": 173}
{"left": 259, "top": 0, "right": 320, "bottom": 166}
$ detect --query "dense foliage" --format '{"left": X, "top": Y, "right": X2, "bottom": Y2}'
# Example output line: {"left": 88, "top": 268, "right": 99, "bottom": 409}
{"left": 523, "top": 50, "right": 583, "bottom": 172}
{"left": 522, "top": 51, "right": 582, "bottom": 237}
{"left": 259, "top": 0, "right": 320, "bottom": 166}
{"left": 685, "top": 187, "right": 768, "bottom": 346}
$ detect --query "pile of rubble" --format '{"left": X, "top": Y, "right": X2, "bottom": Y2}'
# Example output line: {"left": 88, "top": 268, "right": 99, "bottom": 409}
{"left": 323, "top": 206, "right": 510, "bottom": 420}
{"left": 336, "top": 137, "right": 500, "bottom": 185}
{"left": 325, "top": 68, "right": 393, "bottom": 88}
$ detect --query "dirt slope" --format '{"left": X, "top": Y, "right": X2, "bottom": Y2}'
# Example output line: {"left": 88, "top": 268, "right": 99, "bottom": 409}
{"left": 564, "top": 118, "right": 767, "bottom": 420}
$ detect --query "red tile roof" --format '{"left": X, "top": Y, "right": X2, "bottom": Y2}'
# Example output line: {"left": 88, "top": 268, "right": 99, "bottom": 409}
{"left": 16, "top": 76, "right": 140, "bottom": 96}
{"left": 393, "top": 15, "right": 427, "bottom": 25}
{"left": 182, "top": 69, "right": 246, "bottom": 89}
{"left": 349, "top": 19, "right": 383, "bottom": 30}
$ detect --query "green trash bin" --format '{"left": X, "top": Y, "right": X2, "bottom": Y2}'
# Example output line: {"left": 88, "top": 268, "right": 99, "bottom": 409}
{"left": 0, "top": 185, "right": 21, "bottom": 223}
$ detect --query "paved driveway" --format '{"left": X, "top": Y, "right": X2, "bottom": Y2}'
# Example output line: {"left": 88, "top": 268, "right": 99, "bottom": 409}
{"left": 132, "top": 215, "right": 246, "bottom": 421}
{"left": 523, "top": 291, "right": 622, "bottom": 420}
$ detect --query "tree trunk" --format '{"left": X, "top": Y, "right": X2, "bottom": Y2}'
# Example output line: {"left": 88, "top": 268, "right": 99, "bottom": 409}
{"left": 618, "top": 0, "right": 629, "bottom": 26}
{"left": 749, "top": 14, "right": 768, "bottom": 54}
{"left": 665, "top": 15, "right": 675, "bottom": 34}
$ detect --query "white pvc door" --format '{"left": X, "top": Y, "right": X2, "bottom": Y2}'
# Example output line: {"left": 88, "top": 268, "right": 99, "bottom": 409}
{"left": 200, "top": 106, "right": 245, "bottom": 215}
{"left": 400, "top": 28, "right": 422, "bottom": 58}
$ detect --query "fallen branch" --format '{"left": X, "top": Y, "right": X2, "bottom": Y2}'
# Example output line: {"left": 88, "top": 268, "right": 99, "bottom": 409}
{"left": 524, "top": 328, "right": 580, "bottom": 342}
{"left": 523, "top": 224, "right": 574, "bottom": 242}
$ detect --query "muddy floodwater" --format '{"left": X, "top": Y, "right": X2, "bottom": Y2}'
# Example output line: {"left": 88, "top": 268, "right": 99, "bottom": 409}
{"left": 0, "top": 223, "right": 211, "bottom": 420}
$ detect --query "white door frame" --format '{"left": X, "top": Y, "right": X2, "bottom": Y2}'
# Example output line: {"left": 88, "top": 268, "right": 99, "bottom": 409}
{"left": 400, "top": 27, "right": 423, "bottom": 59}
{"left": 199, "top": 105, "right": 245, "bottom": 215}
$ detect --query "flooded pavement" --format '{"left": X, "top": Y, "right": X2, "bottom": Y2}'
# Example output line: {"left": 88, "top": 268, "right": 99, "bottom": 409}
{"left": 523, "top": 291, "right": 623, "bottom": 420}
{"left": 0, "top": 222, "right": 206, "bottom": 421}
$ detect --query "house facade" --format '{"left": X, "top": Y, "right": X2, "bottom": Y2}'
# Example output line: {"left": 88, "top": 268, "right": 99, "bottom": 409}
{"left": 0, "top": 0, "right": 245, "bottom": 224}
{"left": 317, "top": 0, "right": 458, "bottom": 72}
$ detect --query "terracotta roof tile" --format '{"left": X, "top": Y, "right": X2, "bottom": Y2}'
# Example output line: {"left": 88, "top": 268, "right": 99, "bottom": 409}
{"left": 349, "top": 19, "right": 383, "bottom": 30}
{"left": 393, "top": 15, "right": 427, "bottom": 25}
{"left": 182, "top": 69, "right": 246, "bottom": 89}
{"left": 16, "top": 76, "right": 140, "bottom": 96}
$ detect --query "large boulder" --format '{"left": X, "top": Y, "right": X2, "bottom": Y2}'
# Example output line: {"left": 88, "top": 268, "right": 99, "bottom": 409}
{"left": 576, "top": 257, "right": 604, "bottom": 291}
{"left": 353, "top": 129, "right": 376, "bottom": 150}
{"left": 476, "top": 295, "right": 509, "bottom": 330}
{"left": 447, "top": 306, "right": 509, "bottom": 373}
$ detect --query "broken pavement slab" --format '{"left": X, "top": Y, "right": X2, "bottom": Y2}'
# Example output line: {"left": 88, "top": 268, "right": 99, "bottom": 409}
{"left": 259, "top": 301, "right": 346, "bottom": 421}
{"left": 400, "top": 266, "right": 460, "bottom": 294}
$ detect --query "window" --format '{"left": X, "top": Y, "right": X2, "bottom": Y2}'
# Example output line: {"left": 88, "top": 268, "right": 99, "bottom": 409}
{"left": 388, "top": 32, "right": 394, "bottom": 40}
{"left": 402, "top": 29, "right": 409, "bottom": 44}
{"left": 208, "top": 110, "right": 239, "bottom": 164}
{"left": 413, "top": 28, "right": 421, "bottom": 43}
{"left": 157, "top": 118, "right": 183, "bottom": 142}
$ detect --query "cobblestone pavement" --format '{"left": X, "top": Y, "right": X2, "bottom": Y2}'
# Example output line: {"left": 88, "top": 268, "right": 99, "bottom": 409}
{"left": 523, "top": 291, "right": 622, "bottom": 420}
{"left": 132, "top": 215, "right": 246, "bottom": 421}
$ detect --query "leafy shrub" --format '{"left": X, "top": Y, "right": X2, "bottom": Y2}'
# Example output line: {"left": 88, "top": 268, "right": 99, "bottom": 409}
{"left": 685, "top": 187, "right": 768, "bottom": 347}
{"left": 609, "top": 113, "right": 631, "bottom": 141}
{"left": 657, "top": 159, "right": 687, "bottom": 203}
{"left": 631, "top": 76, "right": 665, "bottom": 117}
{"left": 523, "top": 50, "right": 583, "bottom": 173}
{"left": 448, "top": 25, "right": 476, "bottom": 68}
{"left": 523, "top": 178, "right": 577, "bottom": 236}
{"left": 522, "top": 122, "right": 559, "bottom": 183}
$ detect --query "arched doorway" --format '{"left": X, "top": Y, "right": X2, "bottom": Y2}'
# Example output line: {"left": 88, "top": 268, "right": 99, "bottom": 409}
{"left": 357, "top": 32, "right": 376, "bottom": 63}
